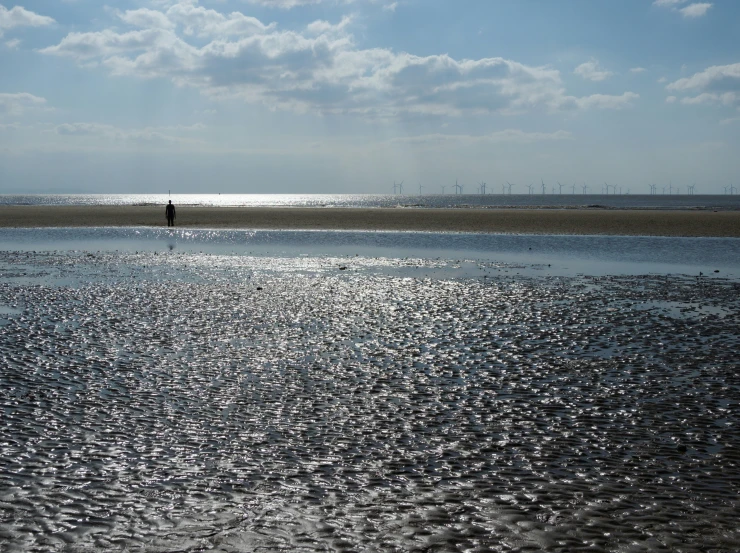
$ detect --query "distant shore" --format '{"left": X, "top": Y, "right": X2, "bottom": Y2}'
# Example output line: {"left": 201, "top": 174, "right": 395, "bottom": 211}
{"left": 0, "top": 205, "right": 739, "bottom": 236}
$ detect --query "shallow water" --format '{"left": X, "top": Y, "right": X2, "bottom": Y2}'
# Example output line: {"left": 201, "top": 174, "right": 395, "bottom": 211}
{"left": 2, "top": 228, "right": 739, "bottom": 279}
{"left": 1, "top": 240, "right": 739, "bottom": 552}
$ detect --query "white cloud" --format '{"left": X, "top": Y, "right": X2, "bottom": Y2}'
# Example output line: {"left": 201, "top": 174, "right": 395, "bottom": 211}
{"left": 0, "top": 92, "right": 47, "bottom": 116}
{"left": 680, "top": 3, "right": 712, "bottom": 17}
{"left": 665, "top": 63, "right": 740, "bottom": 109}
{"left": 5, "top": 37, "right": 20, "bottom": 49}
{"left": 39, "top": 5, "right": 638, "bottom": 119}
{"left": 0, "top": 5, "right": 54, "bottom": 36}
{"left": 571, "top": 92, "right": 639, "bottom": 110}
{"left": 118, "top": 8, "right": 176, "bottom": 31}
{"left": 574, "top": 59, "right": 613, "bottom": 82}
{"left": 391, "top": 129, "right": 573, "bottom": 147}
{"left": 630, "top": 67, "right": 647, "bottom": 73}
{"left": 653, "top": 0, "right": 713, "bottom": 18}
{"left": 49, "top": 122, "right": 205, "bottom": 144}
{"left": 666, "top": 95, "right": 677, "bottom": 103}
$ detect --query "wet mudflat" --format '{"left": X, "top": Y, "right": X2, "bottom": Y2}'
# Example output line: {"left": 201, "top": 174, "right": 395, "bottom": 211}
{"left": 1, "top": 250, "right": 739, "bottom": 552}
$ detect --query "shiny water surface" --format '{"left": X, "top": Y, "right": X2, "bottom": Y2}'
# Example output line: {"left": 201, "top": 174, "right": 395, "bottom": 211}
{"left": 2, "top": 193, "right": 740, "bottom": 210}
{"left": 1, "top": 234, "right": 739, "bottom": 552}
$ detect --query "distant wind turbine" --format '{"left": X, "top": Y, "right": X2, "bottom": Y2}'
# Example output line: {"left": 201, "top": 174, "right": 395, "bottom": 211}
{"left": 541, "top": 179, "right": 546, "bottom": 195}
{"left": 478, "top": 181, "right": 487, "bottom": 194}
{"left": 557, "top": 181, "right": 564, "bottom": 194}
{"left": 527, "top": 184, "right": 534, "bottom": 194}
{"left": 507, "top": 182, "right": 516, "bottom": 195}
{"left": 418, "top": 182, "right": 423, "bottom": 195}
{"left": 393, "top": 181, "right": 404, "bottom": 194}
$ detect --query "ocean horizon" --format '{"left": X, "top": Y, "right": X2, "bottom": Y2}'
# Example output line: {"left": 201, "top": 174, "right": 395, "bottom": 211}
{"left": 1, "top": 193, "right": 740, "bottom": 211}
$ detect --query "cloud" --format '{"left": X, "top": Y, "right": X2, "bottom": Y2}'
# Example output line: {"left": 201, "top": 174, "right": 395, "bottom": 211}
{"left": 680, "top": 3, "right": 712, "bottom": 17}
{"left": 574, "top": 59, "right": 613, "bottom": 82}
{"left": 5, "top": 37, "right": 20, "bottom": 49}
{"left": 49, "top": 122, "right": 205, "bottom": 144}
{"left": 571, "top": 92, "right": 639, "bottom": 110}
{"left": 0, "top": 92, "right": 47, "bottom": 116}
{"left": 666, "top": 63, "right": 740, "bottom": 108}
{"left": 653, "top": 0, "right": 713, "bottom": 17}
{"left": 391, "top": 129, "right": 573, "bottom": 146}
{"left": 39, "top": 4, "right": 638, "bottom": 118}
{"left": 630, "top": 67, "right": 647, "bottom": 73}
{"left": 0, "top": 5, "right": 54, "bottom": 36}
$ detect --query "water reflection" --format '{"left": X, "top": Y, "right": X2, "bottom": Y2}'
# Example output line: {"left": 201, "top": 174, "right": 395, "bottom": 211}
{"left": 1, "top": 227, "right": 738, "bottom": 278}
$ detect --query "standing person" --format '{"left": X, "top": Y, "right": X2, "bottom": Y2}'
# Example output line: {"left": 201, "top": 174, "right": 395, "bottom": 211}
{"left": 165, "top": 200, "right": 176, "bottom": 227}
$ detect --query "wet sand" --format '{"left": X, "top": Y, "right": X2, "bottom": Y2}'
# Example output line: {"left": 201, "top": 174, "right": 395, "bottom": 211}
{"left": 1, "top": 250, "right": 739, "bottom": 551}
{"left": 1, "top": 205, "right": 739, "bottom": 236}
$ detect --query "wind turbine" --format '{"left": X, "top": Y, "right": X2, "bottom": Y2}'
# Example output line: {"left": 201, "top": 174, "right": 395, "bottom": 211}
{"left": 582, "top": 182, "right": 589, "bottom": 194}
{"left": 557, "top": 181, "right": 564, "bottom": 194}
{"left": 418, "top": 182, "right": 423, "bottom": 195}
{"left": 454, "top": 180, "right": 463, "bottom": 195}
{"left": 668, "top": 181, "right": 673, "bottom": 195}
{"left": 393, "top": 181, "right": 404, "bottom": 194}
{"left": 478, "top": 181, "right": 487, "bottom": 194}
{"left": 507, "top": 182, "right": 516, "bottom": 195}
{"left": 501, "top": 183, "right": 507, "bottom": 195}
{"left": 541, "top": 179, "right": 546, "bottom": 194}
{"left": 441, "top": 185, "right": 447, "bottom": 194}
{"left": 730, "top": 183, "right": 738, "bottom": 195}
{"left": 527, "top": 184, "right": 534, "bottom": 194}
{"left": 571, "top": 183, "right": 576, "bottom": 194}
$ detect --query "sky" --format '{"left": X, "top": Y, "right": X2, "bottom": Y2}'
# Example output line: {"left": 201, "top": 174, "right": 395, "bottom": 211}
{"left": 1, "top": 0, "right": 739, "bottom": 194}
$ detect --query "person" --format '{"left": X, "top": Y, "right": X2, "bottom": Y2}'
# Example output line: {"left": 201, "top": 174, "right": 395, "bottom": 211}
{"left": 165, "top": 200, "right": 176, "bottom": 227}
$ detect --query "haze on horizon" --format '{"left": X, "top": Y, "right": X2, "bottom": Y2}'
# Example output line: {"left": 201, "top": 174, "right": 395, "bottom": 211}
{"left": 1, "top": 0, "right": 739, "bottom": 195}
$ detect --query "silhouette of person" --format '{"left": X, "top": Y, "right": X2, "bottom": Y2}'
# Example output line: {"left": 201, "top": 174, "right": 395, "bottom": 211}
{"left": 165, "top": 200, "right": 176, "bottom": 227}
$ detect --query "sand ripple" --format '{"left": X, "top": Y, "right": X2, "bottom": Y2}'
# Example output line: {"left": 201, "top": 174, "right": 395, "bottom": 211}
{"left": 0, "top": 251, "right": 739, "bottom": 552}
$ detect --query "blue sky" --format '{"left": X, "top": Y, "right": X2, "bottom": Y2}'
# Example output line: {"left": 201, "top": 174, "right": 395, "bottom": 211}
{"left": 1, "top": 0, "right": 739, "bottom": 194}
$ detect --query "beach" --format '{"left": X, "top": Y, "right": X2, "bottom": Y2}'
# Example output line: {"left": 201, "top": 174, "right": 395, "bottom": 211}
{"left": 1, "top": 249, "right": 739, "bottom": 551}
{"left": 1, "top": 211, "right": 739, "bottom": 551}
{"left": 1, "top": 205, "right": 739, "bottom": 236}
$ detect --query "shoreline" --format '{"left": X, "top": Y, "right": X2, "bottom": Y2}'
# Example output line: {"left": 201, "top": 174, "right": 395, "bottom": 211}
{"left": 0, "top": 205, "right": 739, "bottom": 236}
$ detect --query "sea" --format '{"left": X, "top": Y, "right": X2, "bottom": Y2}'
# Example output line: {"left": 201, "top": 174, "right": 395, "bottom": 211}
{"left": 1, "top": 192, "right": 740, "bottom": 210}
{"left": 1, "top": 194, "right": 739, "bottom": 552}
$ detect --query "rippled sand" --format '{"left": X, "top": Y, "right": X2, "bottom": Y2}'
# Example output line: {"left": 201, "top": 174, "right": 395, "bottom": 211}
{"left": 1, "top": 250, "right": 739, "bottom": 552}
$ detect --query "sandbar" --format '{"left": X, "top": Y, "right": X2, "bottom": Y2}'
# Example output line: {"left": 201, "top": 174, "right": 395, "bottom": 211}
{"left": 0, "top": 205, "right": 738, "bottom": 236}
